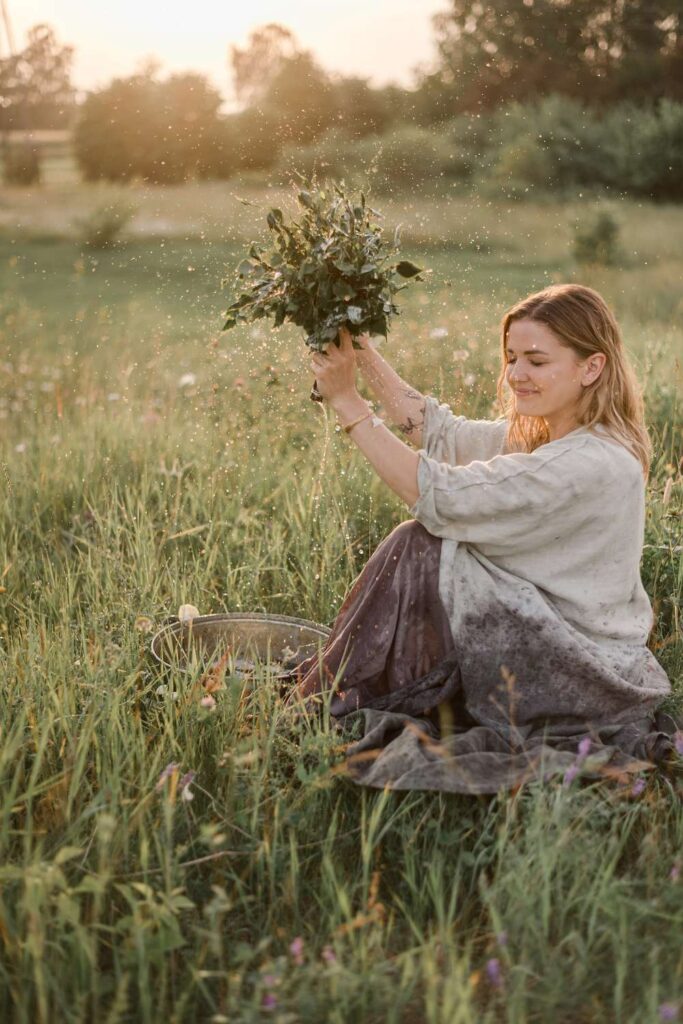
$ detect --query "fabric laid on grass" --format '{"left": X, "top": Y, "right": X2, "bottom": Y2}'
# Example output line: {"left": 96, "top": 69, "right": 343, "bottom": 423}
{"left": 335, "top": 676, "right": 681, "bottom": 796}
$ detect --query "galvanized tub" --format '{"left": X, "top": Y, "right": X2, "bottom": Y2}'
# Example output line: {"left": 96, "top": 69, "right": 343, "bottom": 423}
{"left": 150, "top": 612, "right": 331, "bottom": 678}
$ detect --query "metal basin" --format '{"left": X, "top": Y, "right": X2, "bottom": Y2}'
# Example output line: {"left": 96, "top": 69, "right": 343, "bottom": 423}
{"left": 150, "top": 612, "right": 331, "bottom": 677}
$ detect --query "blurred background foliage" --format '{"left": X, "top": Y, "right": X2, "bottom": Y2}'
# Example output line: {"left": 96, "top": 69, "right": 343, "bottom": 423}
{"left": 1, "top": 3, "right": 683, "bottom": 199}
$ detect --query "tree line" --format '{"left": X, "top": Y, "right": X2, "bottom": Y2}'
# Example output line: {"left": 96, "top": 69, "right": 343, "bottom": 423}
{"left": 2, "top": 4, "right": 682, "bottom": 198}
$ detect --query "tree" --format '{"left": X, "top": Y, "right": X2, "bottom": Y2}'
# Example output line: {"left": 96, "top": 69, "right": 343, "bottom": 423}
{"left": 260, "top": 52, "right": 335, "bottom": 144}
{"left": 0, "top": 23, "right": 76, "bottom": 130}
{"left": 74, "top": 64, "right": 228, "bottom": 183}
{"left": 329, "top": 77, "right": 398, "bottom": 139}
{"left": 422, "top": 0, "right": 683, "bottom": 117}
{"left": 229, "top": 24, "right": 336, "bottom": 148}
{"left": 230, "top": 23, "right": 299, "bottom": 105}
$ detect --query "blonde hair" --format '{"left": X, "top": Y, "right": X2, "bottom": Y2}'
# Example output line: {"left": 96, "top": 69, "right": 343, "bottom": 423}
{"left": 496, "top": 283, "right": 652, "bottom": 478}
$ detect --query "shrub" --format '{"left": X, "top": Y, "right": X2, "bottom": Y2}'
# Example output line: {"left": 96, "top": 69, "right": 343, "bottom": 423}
{"left": 480, "top": 95, "right": 683, "bottom": 201}
{"left": 72, "top": 198, "right": 137, "bottom": 249}
{"left": 572, "top": 210, "right": 623, "bottom": 266}
{"left": 597, "top": 99, "right": 683, "bottom": 201}
{"left": 74, "top": 68, "right": 226, "bottom": 184}
{"left": 277, "top": 126, "right": 463, "bottom": 194}
{"left": 3, "top": 143, "right": 41, "bottom": 186}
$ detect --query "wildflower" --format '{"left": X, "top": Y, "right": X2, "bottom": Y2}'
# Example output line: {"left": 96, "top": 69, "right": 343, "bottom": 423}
{"left": 496, "top": 931, "right": 508, "bottom": 948}
{"left": 630, "top": 777, "right": 646, "bottom": 798}
{"left": 669, "top": 860, "right": 681, "bottom": 882}
{"left": 429, "top": 327, "right": 448, "bottom": 339}
{"left": 563, "top": 736, "right": 594, "bottom": 787}
{"left": 106, "top": 392, "right": 120, "bottom": 402}
{"left": 179, "top": 770, "right": 196, "bottom": 802}
{"left": 200, "top": 694, "right": 217, "bottom": 711}
{"left": 321, "top": 945, "right": 337, "bottom": 964}
{"left": 577, "top": 737, "right": 592, "bottom": 760}
{"left": 134, "top": 615, "right": 154, "bottom": 633}
{"left": 178, "top": 603, "right": 200, "bottom": 622}
{"left": 14, "top": 442, "right": 26, "bottom": 453}
{"left": 485, "top": 957, "right": 503, "bottom": 989}
{"left": 156, "top": 762, "right": 179, "bottom": 791}
{"left": 673, "top": 731, "right": 683, "bottom": 757}
{"left": 289, "top": 936, "right": 305, "bottom": 966}
{"left": 261, "top": 992, "right": 277, "bottom": 1011}
{"left": 658, "top": 1003, "right": 679, "bottom": 1021}
{"left": 178, "top": 372, "right": 197, "bottom": 388}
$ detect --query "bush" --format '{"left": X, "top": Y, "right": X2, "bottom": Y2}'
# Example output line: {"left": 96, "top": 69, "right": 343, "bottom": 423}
{"left": 3, "top": 143, "right": 41, "bottom": 186}
{"left": 276, "top": 126, "right": 464, "bottom": 194}
{"left": 72, "top": 198, "right": 137, "bottom": 249}
{"left": 228, "top": 109, "right": 282, "bottom": 173}
{"left": 477, "top": 94, "right": 683, "bottom": 201}
{"left": 572, "top": 210, "right": 623, "bottom": 266}
{"left": 74, "top": 68, "right": 226, "bottom": 184}
{"left": 597, "top": 99, "right": 683, "bottom": 201}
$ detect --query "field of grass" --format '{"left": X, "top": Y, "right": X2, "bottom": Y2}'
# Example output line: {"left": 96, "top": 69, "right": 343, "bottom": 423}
{"left": 0, "top": 179, "right": 681, "bottom": 1023}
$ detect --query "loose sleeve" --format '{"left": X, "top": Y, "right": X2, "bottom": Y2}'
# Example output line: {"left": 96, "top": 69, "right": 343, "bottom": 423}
{"left": 422, "top": 395, "right": 508, "bottom": 466}
{"left": 410, "top": 438, "right": 619, "bottom": 555}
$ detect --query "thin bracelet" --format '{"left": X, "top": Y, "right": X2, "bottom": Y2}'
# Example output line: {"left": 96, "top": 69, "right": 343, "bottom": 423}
{"left": 342, "top": 410, "right": 372, "bottom": 434}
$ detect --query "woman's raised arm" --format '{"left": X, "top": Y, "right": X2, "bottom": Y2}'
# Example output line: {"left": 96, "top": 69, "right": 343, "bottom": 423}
{"left": 353, "top": 334, "right": 427, "bottom": 448}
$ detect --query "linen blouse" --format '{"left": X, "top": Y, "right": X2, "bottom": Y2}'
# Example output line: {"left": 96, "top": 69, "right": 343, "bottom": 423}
{"left": 409, "top": 397, "right": 671, "bottom": 728}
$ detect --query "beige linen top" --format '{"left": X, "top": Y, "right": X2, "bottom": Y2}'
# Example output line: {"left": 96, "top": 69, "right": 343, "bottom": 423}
{"left": 409, "top": 397, "right": 671, "bottom": 727}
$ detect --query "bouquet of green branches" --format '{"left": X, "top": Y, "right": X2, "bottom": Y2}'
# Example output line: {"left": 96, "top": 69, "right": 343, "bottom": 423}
{"left": 222, "top": 181, "right": 425, "bottom": 400}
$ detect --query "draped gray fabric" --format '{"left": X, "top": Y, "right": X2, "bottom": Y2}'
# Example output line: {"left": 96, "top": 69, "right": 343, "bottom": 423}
{"left": 291, "top": 521, "right": 679, "bottom": 794}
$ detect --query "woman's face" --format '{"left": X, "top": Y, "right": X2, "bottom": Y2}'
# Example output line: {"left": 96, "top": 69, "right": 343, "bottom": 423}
{"left": 504, "top": 318, "right": 602, "bottom": 432}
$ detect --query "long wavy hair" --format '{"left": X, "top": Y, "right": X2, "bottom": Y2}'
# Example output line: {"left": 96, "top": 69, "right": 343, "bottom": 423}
{"left": 496, "top": 283, "right": 652, "bottom": 478}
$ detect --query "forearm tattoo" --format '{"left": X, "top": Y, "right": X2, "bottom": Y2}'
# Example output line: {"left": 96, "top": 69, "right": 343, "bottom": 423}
{"left": 398, "top": 403, "right": 425, "bottom": 436}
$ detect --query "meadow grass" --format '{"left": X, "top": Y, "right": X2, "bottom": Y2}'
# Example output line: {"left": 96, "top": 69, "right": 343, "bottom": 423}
{"left": 0, "top": 182, "right": 681, "bottom": 1023}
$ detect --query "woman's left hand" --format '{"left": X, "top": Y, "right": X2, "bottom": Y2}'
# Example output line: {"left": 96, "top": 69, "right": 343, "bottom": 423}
{"left": 310, "top": 326, "right": 359, "bottom": 409}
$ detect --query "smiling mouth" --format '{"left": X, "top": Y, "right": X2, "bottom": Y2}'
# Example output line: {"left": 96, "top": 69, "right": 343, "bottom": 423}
{"left": 513, "top": 389, "right": 539, "bottom": 395}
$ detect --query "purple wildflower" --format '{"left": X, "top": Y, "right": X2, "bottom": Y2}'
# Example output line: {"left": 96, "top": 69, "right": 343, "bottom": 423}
{"left": 497, "top": 931, "right": 508, "bottom": 948}
{"left": 289, "top": 936, "right": 304, "bottom": 965}
{"left": 577, "top": 737, "right": 592, "bottom": 760}
{"left": 155, "top": 761, "right": 179, "bottom": 791}
{"left": 321, "top": 945, "right": 337, "bottom": 964}
{"left": 261, "top": 992, "right": 277, "bottom": 1011}
{"left": 658, "top": 1003, "right": 679, "bottom": 1022}
{"left": 563, "top": 763, "right": 580, "bottom": 788}
{"left": 630, "top": 777, "right": 646, "bottom": 798}
{"left": 485, "top": 958, "right": 503, "bottom": 989}
{"left": 669, "top": 860, "right": 681, "bottom": 882}
{"left": 673, "top": 731, "right": 683, "bottom": 757}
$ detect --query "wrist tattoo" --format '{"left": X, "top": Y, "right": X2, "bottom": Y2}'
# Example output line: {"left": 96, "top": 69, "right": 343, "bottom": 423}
{"left": 400, "top": 386, "right": 423, "bottom": 402}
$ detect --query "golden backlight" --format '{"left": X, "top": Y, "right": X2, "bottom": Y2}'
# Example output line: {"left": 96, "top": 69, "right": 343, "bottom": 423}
{"left": 12, "top": 0, "right": 444, "bottom": 96}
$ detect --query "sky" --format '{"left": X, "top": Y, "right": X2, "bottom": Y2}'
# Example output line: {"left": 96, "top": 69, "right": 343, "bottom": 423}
{"left": 9, "top": 1, "right": 447, "bottom": 106}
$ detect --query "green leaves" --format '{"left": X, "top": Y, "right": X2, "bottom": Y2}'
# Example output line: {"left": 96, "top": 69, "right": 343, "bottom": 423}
{"left": 221, "top": 180, "right": 426, "bottom": 352}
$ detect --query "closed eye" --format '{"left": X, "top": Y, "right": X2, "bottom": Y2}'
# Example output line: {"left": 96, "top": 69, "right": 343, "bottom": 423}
{"left": 506, "top": 358, "right": 545, "bottom": 367}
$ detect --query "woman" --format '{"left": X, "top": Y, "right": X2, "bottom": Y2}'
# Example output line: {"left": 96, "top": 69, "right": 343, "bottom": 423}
{"left": 290, "top": 284, "right": 676, "bottom": 793}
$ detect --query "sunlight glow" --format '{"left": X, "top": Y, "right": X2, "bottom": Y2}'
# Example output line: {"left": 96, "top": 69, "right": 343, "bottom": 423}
{"left": 11, "top": 0, "right": 445, "bottom": 101}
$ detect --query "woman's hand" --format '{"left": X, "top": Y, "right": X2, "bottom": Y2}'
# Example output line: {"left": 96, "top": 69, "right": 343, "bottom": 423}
{"left": 310, "top": 326, "right": 360, "bottom": 410}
